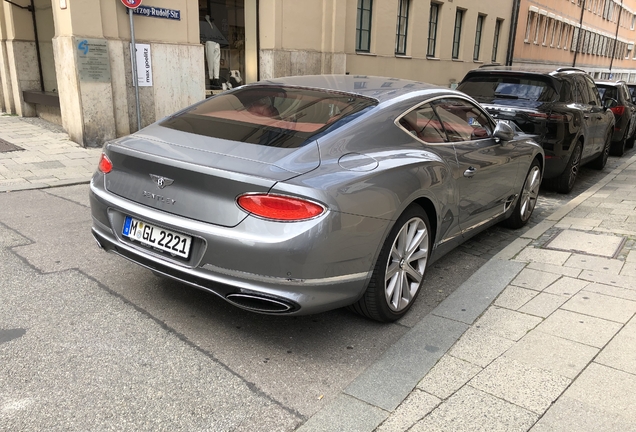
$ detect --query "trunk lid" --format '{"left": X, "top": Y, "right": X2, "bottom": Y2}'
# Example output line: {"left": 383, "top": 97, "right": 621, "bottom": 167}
{"left": 104, "top": 125, "right": 320, "bottom": 227}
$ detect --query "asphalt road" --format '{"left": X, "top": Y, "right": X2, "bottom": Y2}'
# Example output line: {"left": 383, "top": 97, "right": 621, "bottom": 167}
{"left": 0, "top": 147, "right": 633, "bottom": 431}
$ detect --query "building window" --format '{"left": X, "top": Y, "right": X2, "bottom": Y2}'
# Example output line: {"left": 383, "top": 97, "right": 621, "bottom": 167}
{"left": 492, "top": 19, "right": 502, "bottom": 62}
{"left": 571, "top": 27, "right": 580, "bottom": 51}
{"left": 474, "top": 15, "right": 485, "bottom": 61}
{"left": 555, "top": 21, "right": 563, "bottom": 48}
{"left": 562, "top": 24, "right": 570, "bottom": 50}
{"left": 631, "top": 14, "right": 636, "bottom": 30}
{"left": 452, "top": 9, "right": 464, "bottom": 59}
{"left": 427, "top": 3, "right": 440, "bottom": 57}
{"left": 534, "top": 14, "right": 544, "bottom": 44}
{"left": 356, "top": 0, "right": 373, "bottom": 52}
{"left": 524, "top": 10, "right": 536, "bottom": 43}
{"left": 542, "top": 17, "right": 551, "bottom": 46}
{"left": 395, "top": 0, "right": 410, "bottom": 55}
{"left": 550, "top": 18, "right": 559, "bottom": 48}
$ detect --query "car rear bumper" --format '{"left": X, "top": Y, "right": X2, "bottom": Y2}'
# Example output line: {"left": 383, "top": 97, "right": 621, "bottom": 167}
{"left": 89, "top": 177, "right": 384, "bottom": 315}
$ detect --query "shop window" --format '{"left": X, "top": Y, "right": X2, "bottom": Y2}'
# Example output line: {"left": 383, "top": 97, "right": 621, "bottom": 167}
{"left": 199, "top": 0, "right": 246, "bottom": 90}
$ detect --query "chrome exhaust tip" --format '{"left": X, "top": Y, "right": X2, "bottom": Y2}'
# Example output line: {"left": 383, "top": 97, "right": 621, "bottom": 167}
{"left": 226, "top": 293, "right": 294, "bottom": 313}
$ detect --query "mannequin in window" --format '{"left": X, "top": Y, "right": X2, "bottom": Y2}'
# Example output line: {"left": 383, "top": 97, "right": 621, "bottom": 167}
{"left": 205, "top": 16, "right": 220, "bottom": 89}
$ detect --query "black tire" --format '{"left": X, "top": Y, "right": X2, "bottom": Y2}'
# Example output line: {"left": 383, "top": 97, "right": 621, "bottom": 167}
{"left": 549, "top": 141, "right": 582, "bottom": 194}
{"left": 503, "top": 159, "right": 542, "bottom": 229}
{"left": 590, "top": 131, "right": 611, "bottom": 170}
{"left": 612, "top": 125, "right": 628, "bottom": 157}
{"left": 349, "top": 205, "right": 431, "bottom": 322}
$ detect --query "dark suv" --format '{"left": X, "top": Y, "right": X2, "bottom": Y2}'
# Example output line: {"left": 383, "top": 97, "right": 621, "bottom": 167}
{"left": 595, "top": 80, "right": 636, "bottom": 156}
{"left": 458, "top": 66, "right": 615, "bottom": 193}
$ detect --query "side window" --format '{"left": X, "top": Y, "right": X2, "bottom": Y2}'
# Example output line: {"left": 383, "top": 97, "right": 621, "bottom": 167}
{"left": 621, "top": 85, "right": 631, "bottom": 103}
{"left": 583, "top": 76, "right": 602, "bottom": 106}
{"left": 432, "top": 98, "right": 494, "bottom": 142}
{"left": 399, "top": 104, "right": 447, "bottom": 143}
{"left": 573, "top": 77, "right": 590, "bottom": 104}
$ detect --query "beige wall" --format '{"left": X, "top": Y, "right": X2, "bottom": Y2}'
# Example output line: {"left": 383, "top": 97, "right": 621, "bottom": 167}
{"left": 35, "top": 0, "right": 57, "bottom": 93}
{"left": 48, "top": 0, "right": 205, "bottom": 146}
{"left": 259, "top": 0, "right": 347, "bottom": 79}
{"left": 0, "top": 0, "right": 41, "bottom": 116}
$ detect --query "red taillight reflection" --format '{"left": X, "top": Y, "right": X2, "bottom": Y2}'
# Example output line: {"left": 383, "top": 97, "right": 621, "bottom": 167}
{"left": 237, "top": 194, "right": 325, "bottom": 221}
{"left": 98, "top": 153, "right": 112, "bottom": 174}
{"left": 610, "top": 106, "right": 626, "bottom": 116}
{"left": 528, "top": 112, "right": 567, "bottom": 122}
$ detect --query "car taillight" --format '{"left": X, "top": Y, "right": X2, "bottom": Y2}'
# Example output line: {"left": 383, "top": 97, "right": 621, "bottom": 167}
{"left": 98, "top": 153, "right": 112, "bottom": 174}
{"left": 237, "top": 194, "right": 325, "bottom": 221}
{"left": 610, "top": 105, "right": 626, "bottom": 115}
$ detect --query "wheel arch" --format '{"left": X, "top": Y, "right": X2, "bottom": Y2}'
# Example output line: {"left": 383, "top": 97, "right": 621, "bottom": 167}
{"left": 411, "top": 197, "right": 438, "bottom": 246}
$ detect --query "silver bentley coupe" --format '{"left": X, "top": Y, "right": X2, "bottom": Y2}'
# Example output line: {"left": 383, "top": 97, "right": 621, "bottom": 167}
{"left": 89, "top": 75, "right": 543, "bottom": 322}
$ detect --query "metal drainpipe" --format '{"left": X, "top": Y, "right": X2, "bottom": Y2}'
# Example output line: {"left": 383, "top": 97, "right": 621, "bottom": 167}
{"left": 506, "top": 0, "right": 521, "bottom": 66}
{"left": 29, "top": 0, "right": 44, "bottom": 92}
{"left": 256, "top": 0, "right": 260, "bottom": 81}
{"left": 572, "top": 0, "right": 587, "bottom": 67}
{"left": 609, "top": 0, "right": 624, "bottom": 75}
{"left": 3, "top": 0, "right": 45, "bottom": 91}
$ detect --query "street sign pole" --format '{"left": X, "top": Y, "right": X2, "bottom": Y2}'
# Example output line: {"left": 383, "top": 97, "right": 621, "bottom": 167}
{"left": 129, "top": 10, "right": 142, "bottom": 131}
{"left": 122, "top": 0, "right": 143, "bottom": 131}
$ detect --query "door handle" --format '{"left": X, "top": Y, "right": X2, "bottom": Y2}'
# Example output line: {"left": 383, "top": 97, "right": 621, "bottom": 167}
{"left": 463, "top": 167, "right": 476, "bottom": 178}
{"left": 584, "top": 115, "right": 590, "bottom": 119}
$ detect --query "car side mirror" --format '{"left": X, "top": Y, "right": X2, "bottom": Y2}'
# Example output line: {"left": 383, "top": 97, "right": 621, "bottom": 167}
{"left": 493, "top": 121, "right": 514, "bottom": 142}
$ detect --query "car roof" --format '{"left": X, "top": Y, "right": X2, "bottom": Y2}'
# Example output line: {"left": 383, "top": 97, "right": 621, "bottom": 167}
{"left": 469, "top": 64, "right": 588, "bottom": 77}
{"left": 250, "top": 75, "right": 450, "bottom": 103}
{"left": 595, "top": 79, "right": 626, "bottom": 86}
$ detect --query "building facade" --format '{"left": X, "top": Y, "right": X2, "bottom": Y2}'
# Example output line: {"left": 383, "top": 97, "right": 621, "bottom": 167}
{"left": 344, "top": 0, "right": 512, "bottom": 89}
{"left": 512, "top": 0, "right": 636, "bottom": 80}
{"left": 3, "top": 0, "right": 636, "bottom": 148}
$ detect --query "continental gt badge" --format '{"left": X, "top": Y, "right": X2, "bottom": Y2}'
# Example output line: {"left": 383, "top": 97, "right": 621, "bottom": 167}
{"left": 150, "top": 174, "right": 174, "bottom": 189}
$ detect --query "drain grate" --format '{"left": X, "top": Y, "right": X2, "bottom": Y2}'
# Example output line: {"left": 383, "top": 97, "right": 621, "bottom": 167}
{"left": 0, "top": 138, "right": 24, "bottom": 153}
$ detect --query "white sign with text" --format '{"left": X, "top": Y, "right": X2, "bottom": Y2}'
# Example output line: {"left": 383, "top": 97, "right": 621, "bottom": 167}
{"left": 131, "top": 43, "right": 153, "bottom": 87}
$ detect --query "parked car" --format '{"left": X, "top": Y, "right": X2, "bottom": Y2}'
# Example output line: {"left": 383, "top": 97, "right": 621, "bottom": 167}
{"left": 595, "top": 79, "right": 636, "bottom": 156}
{"left": 458, "top": 66, "right": 615, "bottom": 194}
{"left": 90, "top": 75, "right": 543, "bottom": 322}
{"left": 626, "top": 83, "right": 636, "bottom": 104}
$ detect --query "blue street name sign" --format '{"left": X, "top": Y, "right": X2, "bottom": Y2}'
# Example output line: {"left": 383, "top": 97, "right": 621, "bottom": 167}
{"left": 128, "top": 5, "right": 181, "bottom": 20}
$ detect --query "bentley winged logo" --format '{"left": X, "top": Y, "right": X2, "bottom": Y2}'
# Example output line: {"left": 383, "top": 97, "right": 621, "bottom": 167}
{"left": 149, "top": 174, "right": 174, "bottom": 189}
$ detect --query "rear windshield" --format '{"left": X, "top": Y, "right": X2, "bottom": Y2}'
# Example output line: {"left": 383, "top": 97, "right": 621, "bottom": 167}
{"left": 159, "top": 86, "right": 377, "bottom": 148}
{"left": 458, "top": 74, "right": 558, "bottom": 103}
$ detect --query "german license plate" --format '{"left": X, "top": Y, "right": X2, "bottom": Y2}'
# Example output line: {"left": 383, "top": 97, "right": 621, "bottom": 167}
{"left": 123, "top": 216, "right": 192, "bottom": 259}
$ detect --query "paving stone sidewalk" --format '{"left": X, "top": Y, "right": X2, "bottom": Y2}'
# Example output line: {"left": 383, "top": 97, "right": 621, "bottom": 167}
{"left": 299, "top": 154, "right": 636, "bottom": 432}
{"left": 0, "top": 114, "right": 102, "bottom": 192}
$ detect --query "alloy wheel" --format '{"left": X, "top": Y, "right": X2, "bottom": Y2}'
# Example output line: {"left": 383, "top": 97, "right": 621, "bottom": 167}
{"left": 567, "top": 145, "right": 582, "bottom": 190}
{"left": 519, "top": 165, "right": 541, "bottom": 221}
{"left": 384, "top": 217, "right": 429, "bottom": 312}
